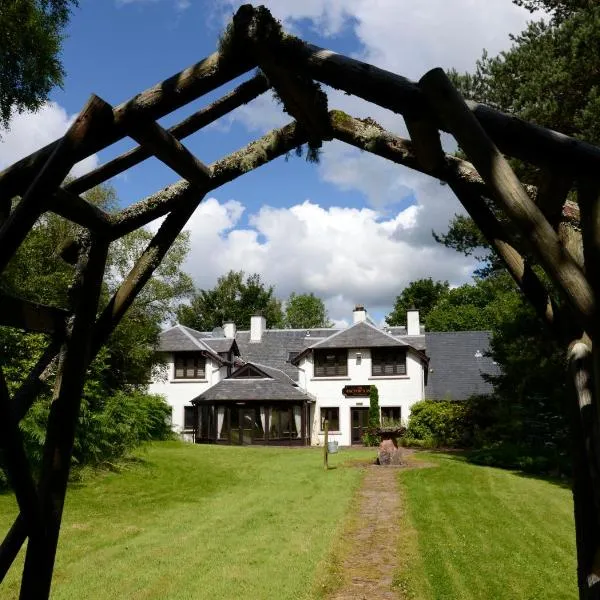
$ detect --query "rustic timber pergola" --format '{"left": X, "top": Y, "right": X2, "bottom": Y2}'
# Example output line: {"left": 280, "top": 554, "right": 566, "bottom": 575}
{"left": 1, "top": 4, "right": 600, "bottom": 598}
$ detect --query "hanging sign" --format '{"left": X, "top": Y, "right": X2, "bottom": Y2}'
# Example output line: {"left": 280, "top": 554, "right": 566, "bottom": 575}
{"left": 342, "top": 385, "right": 372, "bottom": 397}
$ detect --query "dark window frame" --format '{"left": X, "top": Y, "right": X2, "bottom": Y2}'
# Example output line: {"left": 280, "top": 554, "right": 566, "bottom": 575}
{"left": 371, "top": 348, "right": 407, "bottom": 376}
{"left": 174, "top": 353, "right": 206, "bottom": 379}
{"left": 320, "top": 407, "right": 340, "bottom": 431}
{"left": 314, "top": 349, "right": 348, "bottom": 377}
{"left": 183, "top": 406, "right": 195, "bottom": 429}
{"left": 381, "top": 406, "right": 402, "bottom": 423}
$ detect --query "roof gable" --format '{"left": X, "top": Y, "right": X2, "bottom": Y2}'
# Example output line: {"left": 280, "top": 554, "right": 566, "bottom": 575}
{"left": 231, "top": 364, "right": 271, "bottom": 379}
{"left": 309, "top": 321, "right": 410, "bottom": 350}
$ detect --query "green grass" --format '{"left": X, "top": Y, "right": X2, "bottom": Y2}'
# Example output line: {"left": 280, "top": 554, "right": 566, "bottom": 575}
{"left": 398, "top": 453, "right": 577, "bottom": 600}
{"left": 0, "top": 442, "right": 374, "bottom": 600}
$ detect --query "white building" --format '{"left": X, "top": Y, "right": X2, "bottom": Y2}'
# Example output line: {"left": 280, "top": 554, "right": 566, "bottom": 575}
{"left": 149, "top": 305, "right": 497, "bottom": 446}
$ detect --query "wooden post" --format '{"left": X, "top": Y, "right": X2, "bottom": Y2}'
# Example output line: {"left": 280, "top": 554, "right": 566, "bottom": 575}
{"left": 323, "top": 420, "right": 329, "bottom": 471}
{"left": 19, "top": 235, "right": 109, "bottom": 599}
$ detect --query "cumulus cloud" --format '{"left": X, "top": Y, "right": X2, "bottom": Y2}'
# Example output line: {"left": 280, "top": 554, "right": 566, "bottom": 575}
{"left": 181, "top": 197, "right": 473, "bottom": 322}
{"left": 0, "top": 102, "right": 98, "bottom": 178}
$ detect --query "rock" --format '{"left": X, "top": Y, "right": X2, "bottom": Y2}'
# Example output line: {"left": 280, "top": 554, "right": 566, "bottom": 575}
{"left": 377, "top": 438, "right": 403, "bottom": 465}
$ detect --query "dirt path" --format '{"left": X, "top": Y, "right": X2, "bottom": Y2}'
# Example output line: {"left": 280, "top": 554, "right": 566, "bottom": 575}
{"left": 328, "top": 464, "right": 403, "bottom": 600}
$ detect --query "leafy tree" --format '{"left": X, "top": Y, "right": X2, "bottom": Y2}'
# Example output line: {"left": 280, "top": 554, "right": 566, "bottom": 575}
{"left": 177, "top": 270, "right": 284, "bottom": 331}
{"left": 0, "top": 0, "right": 78, "bottom": 129}
{"left": 284, "top": 292, "right": 332, "bottom": 329}
{"left": 426, "top": 274, "right": 521, "bottom": 332}
{"left": 0, "top": 184, "right": 190, "bottom": 481}
{"left": 386, "top": 278, "right": 449, "bottom": 327}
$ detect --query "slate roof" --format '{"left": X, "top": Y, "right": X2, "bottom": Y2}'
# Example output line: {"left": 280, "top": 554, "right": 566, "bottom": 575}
{"left": 157, "top": 322, "right": 497, "bottom": 400}
{"left": 235, "top": 329, "right": 335, "bottom": 381}
{"left": 202, "top": 337, "right": 238, "bottom": 354}
{"left": 307, "top": 321, "right": 411, "bottom": 350}
{"left": 424, "top": 331, "right": 499, "bottom": 400}
{"left": 157, "top": 325, "right": 224, "bottom": 362}
{"left": 191, "top": 361, "right": 310, "bottom": 403}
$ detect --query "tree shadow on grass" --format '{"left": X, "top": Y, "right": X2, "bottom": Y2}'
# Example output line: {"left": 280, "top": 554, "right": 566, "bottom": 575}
{"left": 436, "top": 450, "right": 572, "bottom": 490}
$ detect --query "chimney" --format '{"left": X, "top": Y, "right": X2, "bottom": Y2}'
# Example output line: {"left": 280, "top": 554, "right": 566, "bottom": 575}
{"left": 407, "top": 309, "right": 420, "bottom": 336}
{"left": 223, "top": 321, "right": 236, "bottom": 339}
{"left": 353, "top": 304, "right": 367, "bottom": 323}
{"left": 250, "top": 313, "right": 266, "bottom": 342}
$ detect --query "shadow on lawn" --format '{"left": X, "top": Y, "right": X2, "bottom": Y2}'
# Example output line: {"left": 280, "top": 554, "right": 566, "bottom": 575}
{"left": 427, "top": 450, "right": 572, "bottom": 490}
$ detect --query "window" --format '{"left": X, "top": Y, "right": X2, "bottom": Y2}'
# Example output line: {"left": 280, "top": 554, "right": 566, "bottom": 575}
{"left": 381, "top": 406, "right": 401, "bottom": 425}
{"left": 371, "top": 349, "right": 406, "bottom": 376}
{"left": 184, "top": 406, "right": 195, "bottom": 429}
{"left": 320, "top": 407, "right": 339, "bottom": 431}
{"left": 174, "top": 353, "right": 206, "bottom": 379}
{"left": 287, "top": 351, "right": 299, "bottom": 363}
{"left": 314, "top": 350, "right": 347, "bottom": 377}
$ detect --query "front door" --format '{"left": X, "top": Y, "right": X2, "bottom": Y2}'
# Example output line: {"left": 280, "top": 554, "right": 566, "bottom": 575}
{"left": 351, "top": 407, "right": 369, "bottom": 444}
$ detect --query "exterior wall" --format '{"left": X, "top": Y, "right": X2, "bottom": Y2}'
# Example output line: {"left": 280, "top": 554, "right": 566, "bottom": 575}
{"left": 148, "top": 353, "right": 227, "bottom": 441}
{"left": 300, "top": 348, "right": 425, "bottom": 447}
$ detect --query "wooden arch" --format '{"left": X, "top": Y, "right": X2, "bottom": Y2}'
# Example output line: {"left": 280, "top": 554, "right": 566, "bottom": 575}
{"left": 1, "top": 4, "right": 599, "bottom": 598}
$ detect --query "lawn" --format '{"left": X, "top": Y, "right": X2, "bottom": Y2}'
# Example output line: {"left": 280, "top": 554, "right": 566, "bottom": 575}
{"left": 398, "top": 453, "right": 577, "bottom": 600}
{"left": 0, "top": 446, "right": 579, "bottom": 600}
{"left": 0, "top": 442, "right": 373, "bottom": 600}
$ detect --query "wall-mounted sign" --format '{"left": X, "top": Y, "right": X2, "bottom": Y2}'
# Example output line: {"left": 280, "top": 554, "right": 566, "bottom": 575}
{"left": 342, "top": 385, "right": 372, "bottom": 397}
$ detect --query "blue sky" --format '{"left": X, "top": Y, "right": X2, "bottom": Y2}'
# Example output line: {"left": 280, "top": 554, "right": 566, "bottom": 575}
{"left": 0, "top": 0, "right": 541, "bottom": 325}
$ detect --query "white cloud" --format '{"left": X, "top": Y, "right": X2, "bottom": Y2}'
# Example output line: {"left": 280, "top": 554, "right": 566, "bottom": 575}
{"left": 116, "top": 0, "right": 191, "bottom": 10}
{"left": 0, "top": 102, "right": 99, "bottom": 178}
{"left": 181, "top": 196, "right": 474, "bottom": 322}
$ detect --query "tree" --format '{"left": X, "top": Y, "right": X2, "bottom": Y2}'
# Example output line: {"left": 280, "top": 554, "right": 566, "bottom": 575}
{"left": 426, "top": 274, "right": 521, "bottom": 332}
{"left": 284, "top": 292, "right": 332, "bottom": 328}
{"left": 363, "top": 385, "right": 381, "bottom": 447}
{"left": 386, "top": 278, "right": 449, "bottom": 327}
{"left": 0, "top": 1, "right": 78, "bottom": 129}
{"left": 177, "top": 270, "right": 284, "bottom": 331}
{"left": 0, "top": 184, "right": 189, "bottom": 481}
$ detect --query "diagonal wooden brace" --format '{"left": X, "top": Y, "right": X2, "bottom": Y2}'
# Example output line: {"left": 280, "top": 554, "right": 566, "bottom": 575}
{"left": 0, "top": 95, "right": 114, "bottom": 274}
{"left": 419, "top": 68, "right": 596, "bottom": 335}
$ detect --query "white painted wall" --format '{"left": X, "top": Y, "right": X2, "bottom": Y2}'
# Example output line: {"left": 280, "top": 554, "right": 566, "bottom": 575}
{"left": 148, "top": 353, "right": 227, "bottom": 441}
{"left": 300, "top": 348, "right": 425, "bottom": 447}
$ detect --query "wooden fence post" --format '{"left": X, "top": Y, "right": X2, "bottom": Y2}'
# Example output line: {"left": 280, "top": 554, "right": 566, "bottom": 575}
{"left": 323, "top": 420, "right": 329, "bottom": 471}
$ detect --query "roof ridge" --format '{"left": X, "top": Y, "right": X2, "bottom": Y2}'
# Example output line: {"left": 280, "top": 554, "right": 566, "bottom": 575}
{"left": 250, "top": 361, "right": 298, "bottom": 385}
{"left": 362, "top": 319, "right": 410, "bottom": 346}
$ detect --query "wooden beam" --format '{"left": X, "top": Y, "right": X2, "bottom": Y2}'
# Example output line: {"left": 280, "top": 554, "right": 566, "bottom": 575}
{"left": 404, "top": 117, "right": 446, "bottom": 173}
{"left": 0, "top": 52, "right": 256, "bottom": 201}
{"left": 12, "top": 338, "right": 62, "bottom": 423}
{"left": 124, "top": 116, "right": 211, "bottom": 188}
{"left": 49, "top": 188, "right": 114, "bottom": 234}
{"left": 0, "top": 95, "right": 114, "bottom": 274}
{"left": 110, "top": 119, "right": 309, "bottom": 238}
{"left": 280, "top": 36, "right": 600, "bottom": 176}
{"left": 0, "top": 516, "right": 27, "bottom": 583}
{"left": 19, "top": 235, "right": 109, "bottom": 598}
{"left": 64, "top": 74, "right": 270, "bottom": 196}
{"left": 568, "top": 340, "right": 600, "bottom": 598}
{"left": 329, "top": 111, "right": 559, "bottom": 332}
{"left": 0, "top": 294, "right": 68, "bottom": 334}
{"left": 0, "top": 370, "right": 43, "bottom": 540}
{"left": 535, "top": 170, "right": 573, "bottom": 229}
{"left": 419, "top": 68, "right": 595, "bottom": 333}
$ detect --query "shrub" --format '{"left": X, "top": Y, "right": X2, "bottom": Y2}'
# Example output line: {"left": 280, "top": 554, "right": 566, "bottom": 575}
{"left": 11, "top": 390, "right": 173, "bottom": 488}
{"left": 403, "top": 399, "right": 469, "bottom": 448}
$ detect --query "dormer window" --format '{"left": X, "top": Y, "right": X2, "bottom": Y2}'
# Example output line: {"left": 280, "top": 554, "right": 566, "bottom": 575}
{"left": 174, "top": 353, "right": 206, "bottom": 379}
{"left": 314, "top": 349, "right": 348, "bottom": 377}
{"left": 372, "top": 349, "right": 406, "bottom": 376}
